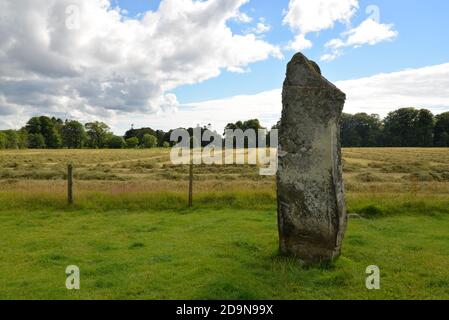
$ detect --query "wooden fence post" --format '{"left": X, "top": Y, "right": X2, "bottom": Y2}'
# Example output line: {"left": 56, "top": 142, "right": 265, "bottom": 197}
{"left": 188, "top": 159, "right": 193, "bottom": 208}
{"left": 68, "top": 164, "right": 74, "bottom": 205}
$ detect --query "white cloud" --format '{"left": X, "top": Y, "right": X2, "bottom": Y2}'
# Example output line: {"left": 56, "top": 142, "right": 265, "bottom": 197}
{"left": 0, "top": 0, "right": 281, "bottom": 126}
{"left": 320, "top": 52, "right": 340, "bottom": 62}
{"left": 283, "top": 1, "right": 398, "bottom": 60}
{"left": 286, "top": 34, "right": 313, "bottom": 51}
{"left": 244, "top": 18, "right": 271, "bottom": 36}
{"left": 343, "top": 18, "right": 398, "bottom": 47}
{"left": 227, "top": 66, "right": 250, "bottom": 73}
{"left": 3, "top": 58, "right": 448, "bottom": 134}
{"left": 284, "top": 0, "right": 359, "bottom": 51}
{"left": 283, "top": 0, "right": 358, "bottom": 34}
{"left": 336, "top": 63, "right": 449, "bottom": 115}
{"left": 326, "top": 18, "right": 398, "bottom": 49}
{"left": 252, "top": 22, "right": 271, "bottom": 34}
{"left": 120, "top": 89, "right": 283, "bottom": 134}
{"left": 322, "top": 18, "right": 398, "bottom": 61}
{"left": 159, "top": 93, "right": 180, "bottom": 113}
{"left": 117, "top": 62, "right": 449, "bottom": 134}
{"left": 235, "top": 11, "right": 253, "bottom": 23}
{"left": 325, "top": 38, "right": 346, "bottom": 49}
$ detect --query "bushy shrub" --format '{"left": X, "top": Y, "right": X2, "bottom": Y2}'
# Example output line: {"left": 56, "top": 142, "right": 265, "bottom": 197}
{"left": 357, "top": 205, "right": 383, "bottom": 217}
{"left": 142, "top": 134, "right": 158, "bottom": 148}
{"left": 126, "top": 137, "right": 139, "bottom": 149}
{"left": 108, "top": 136, "right": 126, "bottom": 149}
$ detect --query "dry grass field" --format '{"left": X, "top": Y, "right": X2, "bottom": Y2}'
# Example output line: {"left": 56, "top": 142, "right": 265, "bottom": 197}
{"left": 0, "top": 148, "right": 448, "bottom": 198}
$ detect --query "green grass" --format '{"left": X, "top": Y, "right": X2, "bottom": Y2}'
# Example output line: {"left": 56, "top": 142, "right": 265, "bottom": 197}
{"left": 0, "top": 205, "right": 448, "bottom": 300}
{"left": 0, "top": 190, "right": 277, "bottom": 212}
{"left": 1, "top": 190, "right": 449, "bottom": 217}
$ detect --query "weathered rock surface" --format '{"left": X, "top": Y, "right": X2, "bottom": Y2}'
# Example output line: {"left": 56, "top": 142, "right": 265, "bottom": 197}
{"left": 277, "top": 53, "right": 347, "bottom": 265}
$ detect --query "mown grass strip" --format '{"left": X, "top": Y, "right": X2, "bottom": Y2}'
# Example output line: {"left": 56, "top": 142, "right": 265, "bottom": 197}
{"left": 1, "top": 191, "right": 449, "bottom": 217}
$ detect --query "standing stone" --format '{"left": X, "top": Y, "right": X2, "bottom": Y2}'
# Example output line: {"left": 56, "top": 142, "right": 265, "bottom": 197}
{"left": 277, "top": 53, "right": 347, "bottom": 265}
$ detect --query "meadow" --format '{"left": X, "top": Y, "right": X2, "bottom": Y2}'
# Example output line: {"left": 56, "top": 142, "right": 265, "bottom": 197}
{"left": 0, "top": 148, "right": 448, "bottom": 299}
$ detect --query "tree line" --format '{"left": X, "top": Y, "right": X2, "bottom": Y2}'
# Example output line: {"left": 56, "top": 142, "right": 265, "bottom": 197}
{"left": 0, "top": 108, "right": 448, "bottom": 149}
{"left": 0, "top": 117, "right": 268, "bottom": 150}
{"left": 341, "top": 108, "right": 449, "bottom": 147}
{"left": 0, "top": 116, "right": 167, "bottom": 150}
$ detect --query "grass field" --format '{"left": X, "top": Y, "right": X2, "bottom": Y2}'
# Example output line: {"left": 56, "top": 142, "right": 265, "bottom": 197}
{"left": 0, "top": 148, "right": 448, "bottom": 299}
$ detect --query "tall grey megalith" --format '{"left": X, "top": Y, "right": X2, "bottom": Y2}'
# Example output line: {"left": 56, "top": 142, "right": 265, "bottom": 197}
{"left": 277, "top": 53, "right": 347, "bottom": 265}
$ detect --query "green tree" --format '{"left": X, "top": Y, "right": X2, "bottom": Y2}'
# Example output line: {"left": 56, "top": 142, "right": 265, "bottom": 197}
{"left": 341, "top": 113, "right": 362, "bottom": 147}
{"left": 126, "top": 137, "right": 139, "bottom": 148}
{"left": 124, "top": 127, "right": 157, "bottom": 144}
{"left": 25, "top": 117, "right": 42, "bottom": 135}
{"left": 107, "top": 136, "right": 126, "bottom": 149}
{"left": 38, "top": 116, "right": 62, "bottom": 148}
{"left": 383, "top": 108, "right": 416, "bottom": 146}
{"left": 162, "top": 130, "right": 173, "bottom": 147}
{"left": 434, "top": 112, "right": 449, "bottom": 147}
{"left": 142, "top": 134, "right": 158, "bottom": 148}
{"left": 3, "top": 130, "right": 19, "bottom": 149}
{"left": 0, "top": 132, "right": 7, "bottom": 149}
{"left": 51, "top": 117, "right": 64, "bottom": 129}
{"left": 224, "top": 121, "right": 243, "bottom": 133}
{"left": 61, "top": 120, "right": 87, "bottom": 149}
{"left": 17, "top": 129, "right": 28, "bottom": 149}
{"left": 341, "top": 113, "right": 382, "bottom": 147}
{"left": 242, "top": 119, "right": 264, "bottom": 132}
{"left": 155, "top": 130, "right": 166, "bottom": 147}
{"left": 28, "top": 133, "right": 46, "bottom": 149}
{"left": 224, "top": 119, "right": 265, "bottom": 148}
{"left": 85, "top": 122, "right": 111, "bottom": 148}
{"left": 382, "top": 108, "right": 434, "bottom": 147}
{"left": 415, "top": 109, "right": 435, "bottom": 147}
{"left": 25, "top": 116, "right": 62, "bottom": 149}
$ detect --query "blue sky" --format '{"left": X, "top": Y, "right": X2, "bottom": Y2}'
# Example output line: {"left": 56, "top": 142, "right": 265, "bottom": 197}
{"left": 115, "top": 0, "right": 449, "bottom": 103}
{"left": 1, "top": 0, "right": 449, "bottom": 133}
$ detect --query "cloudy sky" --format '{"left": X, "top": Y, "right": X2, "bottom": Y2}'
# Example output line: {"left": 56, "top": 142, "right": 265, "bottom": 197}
{"left": 1, "top": 0, "right": 449, "bottom": 134}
